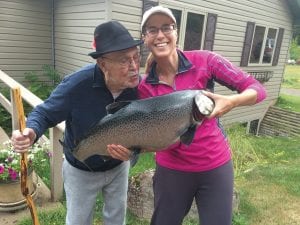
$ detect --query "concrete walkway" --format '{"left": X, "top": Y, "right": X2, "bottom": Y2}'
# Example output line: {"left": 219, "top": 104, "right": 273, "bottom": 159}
{"left": 0, "top": 173, "right": 62, "bottom": 225}
{"left": 280, "top": 87, "right": 300, "bottom": 97}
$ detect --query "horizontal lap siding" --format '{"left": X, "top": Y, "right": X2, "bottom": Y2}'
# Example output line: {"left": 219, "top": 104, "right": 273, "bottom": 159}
{"left": 54, "top": 0, "right": 143, "bottom": 76}
{"left": 53, "top": 0, "right": 107, "bottom": 76}
{"left": 0, "top": 0, "right": 52, "bottom": 83}
{"left": 111, "top": 1, "right": 143, "bottom": 40}
{"left": 162, "top": 0, "right": 293, "bottom": 125}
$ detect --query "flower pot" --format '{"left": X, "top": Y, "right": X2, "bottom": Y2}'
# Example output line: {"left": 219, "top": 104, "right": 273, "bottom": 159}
{"left": 0, "top": 171, "right": 37, "bottom": 212}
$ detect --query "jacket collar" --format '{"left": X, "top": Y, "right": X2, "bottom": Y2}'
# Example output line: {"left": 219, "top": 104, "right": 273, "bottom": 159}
{"left": 145, "top": 49, "right": 193, "bottom": 84}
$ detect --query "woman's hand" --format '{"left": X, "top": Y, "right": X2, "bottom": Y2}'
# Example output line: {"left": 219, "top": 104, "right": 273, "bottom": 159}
{"left": 107, "top": 144, "right": 132, "bottom": 161}
{"left": 202, "top": 89, "right": 257, "bottom": 119}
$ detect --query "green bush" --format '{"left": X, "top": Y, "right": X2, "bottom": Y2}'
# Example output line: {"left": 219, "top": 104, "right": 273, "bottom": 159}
{"left": 0, "top": 88, "right": 12, "bottom": 134}
{"left": 25, "top": 64, "right": 61, "bottom": 100}
{"left": 289, "top": 39, "right": 300, "bottom": 60}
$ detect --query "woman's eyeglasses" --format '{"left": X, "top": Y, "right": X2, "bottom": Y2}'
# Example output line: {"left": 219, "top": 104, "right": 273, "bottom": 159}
{"left": 102, "top": 53, "right": 140, "bottom": 68}
{"left": 144, "top": 24, "right": 176, "bottom": 37}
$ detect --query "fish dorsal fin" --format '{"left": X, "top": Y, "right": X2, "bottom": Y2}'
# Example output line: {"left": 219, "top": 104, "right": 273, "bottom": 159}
{"left": 106, "top": 101, "right": 131, "bottom": 114}
{"left": 180, "top": 124, "right": 197, "bottom": 145}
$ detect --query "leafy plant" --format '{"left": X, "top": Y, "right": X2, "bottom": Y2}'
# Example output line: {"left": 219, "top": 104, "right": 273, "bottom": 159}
{"left": 0, "top": 140, "right": 50, "bottom": 182}
{"left": 25, "top": 64, "right": 61, "bottom": 100}
{"left": 289, "top": 39, "right": 300, "bottom": 60}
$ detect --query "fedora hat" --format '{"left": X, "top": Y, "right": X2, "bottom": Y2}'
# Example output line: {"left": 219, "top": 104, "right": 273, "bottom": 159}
{"left": 89, "top": 21, "right": 143, "bottom": 59}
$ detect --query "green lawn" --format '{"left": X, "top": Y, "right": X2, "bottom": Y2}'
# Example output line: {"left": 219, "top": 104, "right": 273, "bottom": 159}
{"left": 276, "top": 94, "right": 300, "bottom": 112}
{"left": 282, "top": 65, "right": 300, "bottom": 89}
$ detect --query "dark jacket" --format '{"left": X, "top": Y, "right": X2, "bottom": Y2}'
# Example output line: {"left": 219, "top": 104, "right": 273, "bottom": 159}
{"left": 27, "top": 64, "right": 138, "bottom": 171}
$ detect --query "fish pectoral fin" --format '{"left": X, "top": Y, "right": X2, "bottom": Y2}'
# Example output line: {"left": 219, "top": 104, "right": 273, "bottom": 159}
{"left": 106, "top": 101, "right": 131, "bottom": 114}
{"left": 180, "top": 124, "right": 197, "bottom": 146}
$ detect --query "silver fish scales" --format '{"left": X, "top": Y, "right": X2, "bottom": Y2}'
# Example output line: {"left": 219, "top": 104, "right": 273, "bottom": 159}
{"left": 72, "top": 90, "right": 214, "bottom": 161}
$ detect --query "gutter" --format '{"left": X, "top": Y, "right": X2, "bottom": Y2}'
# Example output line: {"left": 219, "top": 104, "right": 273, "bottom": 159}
{"left": 51, "top": 0, "right": 55, "bottom": 70}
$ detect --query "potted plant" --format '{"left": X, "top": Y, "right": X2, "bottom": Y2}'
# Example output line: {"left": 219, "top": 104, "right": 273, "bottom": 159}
{"left": 0, "top": 140, "right": 50, "bottom": 211}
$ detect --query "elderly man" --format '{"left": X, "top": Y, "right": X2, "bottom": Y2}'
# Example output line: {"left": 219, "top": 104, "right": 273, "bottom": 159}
{"left": 11, "top": 21, "right": 143, "bottom": 225}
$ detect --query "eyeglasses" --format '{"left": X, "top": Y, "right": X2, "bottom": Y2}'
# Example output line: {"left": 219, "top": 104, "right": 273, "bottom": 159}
{"left": 144, "top": 24, "right": 176, "bottom": 37}
{"left": 102, "top": 53, "right": 140, "bottom": 68}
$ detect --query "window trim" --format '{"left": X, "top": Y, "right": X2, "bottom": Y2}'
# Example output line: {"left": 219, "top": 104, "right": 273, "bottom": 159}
{"left": 248, "top": 25, "right": 278, "bottom": 66}
{"left": 241, "top": 21, "right": 284, "bottom": 67}
{"left": 164, "top": 4, "right": 207, "bottom": 50}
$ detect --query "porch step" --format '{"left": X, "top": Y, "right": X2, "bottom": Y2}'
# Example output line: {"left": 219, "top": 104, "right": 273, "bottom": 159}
{"left": 258, "top": 106, "right": 300, "bottom": 137}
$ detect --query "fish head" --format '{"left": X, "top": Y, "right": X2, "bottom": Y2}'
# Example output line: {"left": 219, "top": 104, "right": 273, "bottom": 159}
{"left": 192, "top": 91, "right": 215, "bottom": 122}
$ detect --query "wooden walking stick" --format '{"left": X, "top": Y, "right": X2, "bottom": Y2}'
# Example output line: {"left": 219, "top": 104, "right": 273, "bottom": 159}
{"left": 12, "top": 87, "right": 40, "bottom": 225}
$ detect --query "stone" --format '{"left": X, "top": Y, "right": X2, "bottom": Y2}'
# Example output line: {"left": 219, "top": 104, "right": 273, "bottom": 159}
{"left": 127, "top": 169, "right": 239, "bottom": 221}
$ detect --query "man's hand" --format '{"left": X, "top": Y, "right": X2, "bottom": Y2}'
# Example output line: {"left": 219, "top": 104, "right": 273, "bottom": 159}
{"left": 11, "top": 128, "right": 36, "bottom": 153}
{"left": 107, "top": 144, "right": 132, "bottom": 161}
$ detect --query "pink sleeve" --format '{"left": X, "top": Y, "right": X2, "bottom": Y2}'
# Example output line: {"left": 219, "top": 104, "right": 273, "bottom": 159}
{"left": 207, "top": 53, "right": 267, "bottom": 103}
{"left": 138, "top": 77, "right": 153, "bottom": 99}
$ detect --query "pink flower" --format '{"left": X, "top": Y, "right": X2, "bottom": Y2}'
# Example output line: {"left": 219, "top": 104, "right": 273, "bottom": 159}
{"left": 46, "top": 151, "right": 52, "bottom": 158}
{"left": 8, "top": 168, "right": 18, "bottom": 180}
{"left": 0, "top": 165, "right": 4, "bottom": 174}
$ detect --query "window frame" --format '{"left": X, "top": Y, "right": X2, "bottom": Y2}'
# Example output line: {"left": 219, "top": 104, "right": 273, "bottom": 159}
{"left": 164, "top": 4, "right": 207, "bottom": 50}
{"left": 248, "top": 25, "right": 278, "bottom": 66}
{"left": 241, "top": 21, "right": 284, "bottom": 67}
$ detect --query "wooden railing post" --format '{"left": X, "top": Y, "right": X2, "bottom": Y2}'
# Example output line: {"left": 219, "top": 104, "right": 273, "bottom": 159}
{"left": 10, "top": 88, "right": 19, "bottom": 131}
{"left": 49, "top": 127, "right": 64, "bottom": 201}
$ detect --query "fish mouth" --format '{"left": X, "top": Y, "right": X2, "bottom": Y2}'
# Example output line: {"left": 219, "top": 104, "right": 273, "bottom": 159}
{"left": 193, "top": 92, "right": 215, "bottom": 121}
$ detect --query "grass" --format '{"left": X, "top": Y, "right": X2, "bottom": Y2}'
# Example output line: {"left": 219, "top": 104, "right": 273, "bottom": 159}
{"left": 235, "top": 135, "right": 300, "bottom": 225}
{"left": 282, "top": 65, "right": 300, "bottom": 89}
{"left": 276, "top": 94, "right": 300, "bottom": 112}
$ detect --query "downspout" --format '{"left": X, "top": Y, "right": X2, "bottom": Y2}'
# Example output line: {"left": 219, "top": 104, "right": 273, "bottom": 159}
{"left": 51, "top": 0, "right": 55, "bottom": 71}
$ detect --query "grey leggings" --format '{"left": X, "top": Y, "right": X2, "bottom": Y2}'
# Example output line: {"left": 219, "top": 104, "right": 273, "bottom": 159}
{"left": 151, "top": 160, "right": 234, "bottom": 225}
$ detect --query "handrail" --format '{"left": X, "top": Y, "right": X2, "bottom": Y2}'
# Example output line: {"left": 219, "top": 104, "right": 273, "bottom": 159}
{"left": 0, "top": 69, "right": 64, "bottom": 201}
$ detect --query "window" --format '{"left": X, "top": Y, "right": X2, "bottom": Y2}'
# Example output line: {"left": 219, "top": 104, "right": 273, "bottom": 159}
{"left": 184, "top": 12, "right": 205, "bottom": 50}
{"left": 170, "top": 8, "right": 205, "bottom": 50}
{"left": 241, "top": 22, "right": 284, "bottom": 67}
{"left": 250, "top": 26, "right": 277, "bottom": 64}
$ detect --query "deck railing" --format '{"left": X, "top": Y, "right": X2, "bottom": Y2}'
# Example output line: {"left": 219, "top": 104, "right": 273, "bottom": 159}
{"left": 0, "top": 69, "right": 64, "bottom": 201}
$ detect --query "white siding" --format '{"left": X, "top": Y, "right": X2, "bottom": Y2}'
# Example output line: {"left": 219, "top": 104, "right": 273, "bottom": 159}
{"left": 111, "top": 0, "right": 143, "bottom": 39}
{"left": 161, "top": 0, "right": 294, "bottom": 125}
{"left": 53, "top": 0, "right": 107, "bottom": 76}
{"left": 53, "top": 0, "right": 143, "bottom": 76}
{"left": 0, "top": 0, "right": 52, "bottom": 83}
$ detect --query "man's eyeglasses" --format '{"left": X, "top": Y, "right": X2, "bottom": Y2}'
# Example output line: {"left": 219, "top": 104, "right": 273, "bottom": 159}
{"left": 144, "top": 24, "right": 176, "bottom": 37}
{"left": 102, "top": 53, "right": 140, "bottom": 68}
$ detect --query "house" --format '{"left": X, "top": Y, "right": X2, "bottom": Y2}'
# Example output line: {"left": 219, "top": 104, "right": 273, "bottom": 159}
{"left": 1, "top": 0, "right": 299, "bottom": 131}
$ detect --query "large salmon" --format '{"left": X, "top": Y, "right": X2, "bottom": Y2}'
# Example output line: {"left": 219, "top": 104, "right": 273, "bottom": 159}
{"left": 72, "top": 90, "right": 214, "bottom": 161}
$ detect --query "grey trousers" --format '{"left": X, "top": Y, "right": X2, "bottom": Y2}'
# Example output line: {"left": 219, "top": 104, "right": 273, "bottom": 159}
{"left": 62, "top": 159, "right": 130, "bottom": 225}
